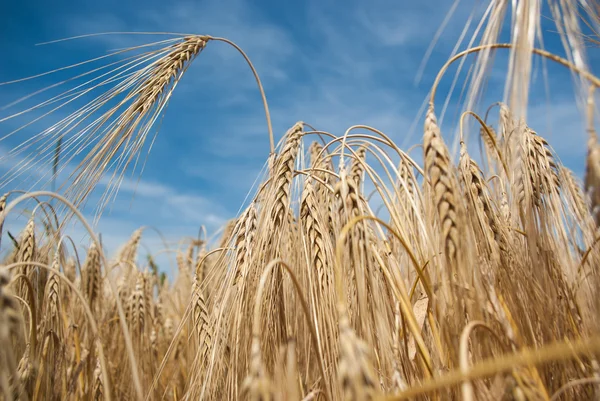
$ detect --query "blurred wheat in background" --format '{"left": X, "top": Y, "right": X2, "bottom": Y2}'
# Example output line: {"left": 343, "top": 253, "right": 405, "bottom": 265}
{"left": 1, "top": 1, "right": 600, "bottom": 400}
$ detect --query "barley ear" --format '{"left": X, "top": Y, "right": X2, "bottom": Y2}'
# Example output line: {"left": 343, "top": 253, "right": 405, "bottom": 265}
{"left": 338, "top": 306, "right": 379, "bottom": 401}
{"left": 423, "top": 105, "right": 460, "bottom": 266}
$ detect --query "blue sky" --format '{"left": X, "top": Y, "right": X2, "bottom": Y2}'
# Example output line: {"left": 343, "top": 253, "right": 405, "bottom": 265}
{"left": 0, "top": 0, "right": 598, "bottom": 271}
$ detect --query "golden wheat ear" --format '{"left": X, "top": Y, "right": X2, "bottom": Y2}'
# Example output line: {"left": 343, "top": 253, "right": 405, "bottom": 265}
{"left": 1, "top": 34, "right": 273, "bottom": 220}
{"left": 0, "top": 36, "right": 203, "bottom": 218}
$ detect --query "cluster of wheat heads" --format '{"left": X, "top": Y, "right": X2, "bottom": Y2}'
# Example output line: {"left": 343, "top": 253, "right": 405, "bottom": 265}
{"left": 2, "top": 2, "right": 600, "bottom": 401}
{"left": 3, "top": 107, "right": 600, "bottom": 400}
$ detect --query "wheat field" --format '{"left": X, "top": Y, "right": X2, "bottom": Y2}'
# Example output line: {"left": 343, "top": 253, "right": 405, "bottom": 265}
{"left": 1, "top": 1, "right": 600, "bottom": 400}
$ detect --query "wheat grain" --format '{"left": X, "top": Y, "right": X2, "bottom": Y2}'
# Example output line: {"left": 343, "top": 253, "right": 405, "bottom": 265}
{"left": 45, "top": 248, "right": 62, "bottom": 336}
{"left": 16, "top": 218, "right": 36, "bottom": 301}
{"left": 234, "top": 203, "right": 257, "bottom": 285}
{"left": 191, "top": 271, "right": 212, "bottom": 359}
{"left": 350, "top": 146, "right": 367, "bottom": 188}
{"left": 132, "top": 36, "right": 207, "bottom": 114}
{"left": 424, "top": 105, "right": 460, "bottom": 265}
{"left": 271, "top": 122, "right": 303, "bottom": 229}
{"left": 82, "top": 242, "right": 101, "bottom": 310}
{"left": 242, "top": 336, "right": 275, "bottom": 401}
{"left": 301, "top": 175, "right": 332, "bottom": 294}
{"left": 93, "top": 359, "right": 104, "bottom": 401}
{"left": 338, "top": 309, "right": 378, "bottom": 401}
{"left": 129, "top": 272, "right": 146, "bottom": 336}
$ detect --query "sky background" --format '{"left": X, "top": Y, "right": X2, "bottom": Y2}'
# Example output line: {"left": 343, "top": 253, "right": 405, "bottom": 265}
{"left": 0, "top": 0, "right": 598, "bottom": 273}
